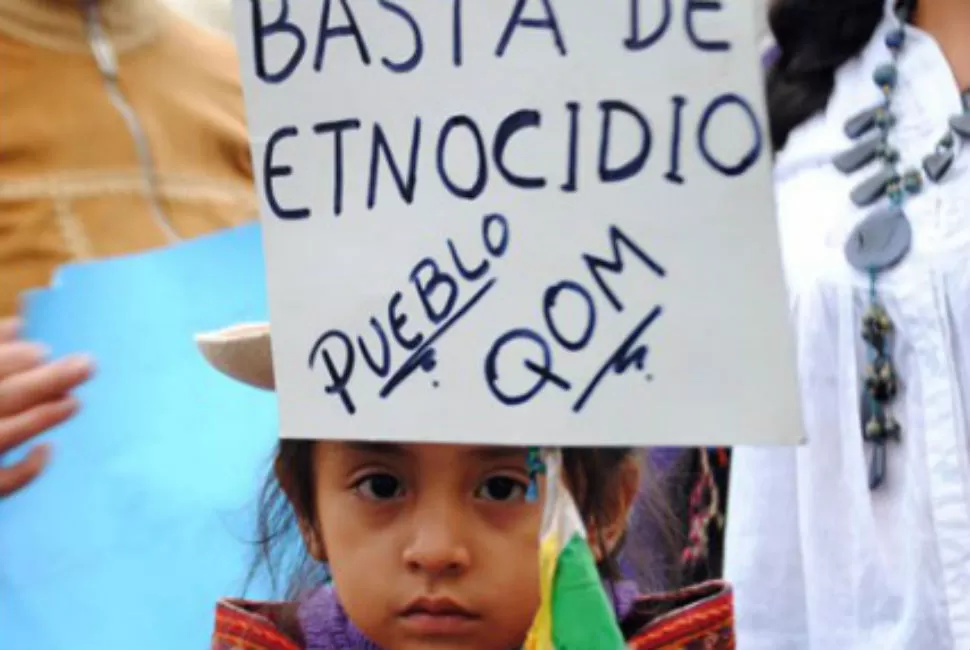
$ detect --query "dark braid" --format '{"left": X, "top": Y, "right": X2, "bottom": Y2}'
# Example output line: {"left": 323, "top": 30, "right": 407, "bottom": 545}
{"left": 765, "top": 0, "right": 887, "bottom": 152}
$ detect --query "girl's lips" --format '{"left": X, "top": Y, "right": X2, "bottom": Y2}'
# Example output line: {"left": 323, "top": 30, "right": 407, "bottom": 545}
{"left": 399, "top": 611, "right": 482, "bottom": 636}
{"left": 401, "top": 596, "right": 476, "bottom": 617}
{"left": 399, "top": 596, "right": 481, "bottom": 636}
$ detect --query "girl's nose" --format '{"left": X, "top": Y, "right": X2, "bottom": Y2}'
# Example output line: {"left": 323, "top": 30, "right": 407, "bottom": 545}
{"left": 401, "top": 508, "right": 472, "bottom": 578}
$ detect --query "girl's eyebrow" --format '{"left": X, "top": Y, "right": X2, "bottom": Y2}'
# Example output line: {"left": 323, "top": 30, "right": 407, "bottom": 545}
{"left": 340, "top": 442, "right": 524, "bottom": 461}
{"left": 472, "top": 446, "right": 525, "bottom": 461}
{"left": 341, "top": 442, "right": 410, "bottom": 457}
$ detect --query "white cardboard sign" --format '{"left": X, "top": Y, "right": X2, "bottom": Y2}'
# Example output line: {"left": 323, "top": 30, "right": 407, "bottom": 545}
{"left": 233, "top": 0, "right": 803, "bottom": 447}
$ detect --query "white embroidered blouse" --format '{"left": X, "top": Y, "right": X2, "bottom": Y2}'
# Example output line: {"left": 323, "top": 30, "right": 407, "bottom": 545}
{"left": 726, "top": 12, "right": 970, "bottom": 650}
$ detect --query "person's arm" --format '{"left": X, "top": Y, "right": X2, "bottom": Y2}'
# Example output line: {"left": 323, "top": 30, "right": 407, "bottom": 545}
{"left": 0, "top": 319, "right": 93, "bottom": 497}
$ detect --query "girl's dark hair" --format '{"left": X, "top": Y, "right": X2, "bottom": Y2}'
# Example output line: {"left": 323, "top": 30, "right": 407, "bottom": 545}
{"left": 249, "top": 442, "right": 678, "bottom": 599}
{"left": 765, "top": 0, "right": 888, "bottom": 151}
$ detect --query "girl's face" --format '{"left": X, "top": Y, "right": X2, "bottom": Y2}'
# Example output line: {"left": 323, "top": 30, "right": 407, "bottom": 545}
{"left": 308, "top": 442, "right": 542, "bottom": 650}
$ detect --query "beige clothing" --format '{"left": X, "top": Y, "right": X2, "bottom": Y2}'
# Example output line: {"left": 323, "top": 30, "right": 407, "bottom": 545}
{"left": 0, "top": 0, "right": 256, "bottom": 316}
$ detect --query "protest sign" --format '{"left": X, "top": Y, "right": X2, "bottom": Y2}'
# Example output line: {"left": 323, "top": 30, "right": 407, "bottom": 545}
{"left": 233, "top": 0, "right": 802, "bottom": 446}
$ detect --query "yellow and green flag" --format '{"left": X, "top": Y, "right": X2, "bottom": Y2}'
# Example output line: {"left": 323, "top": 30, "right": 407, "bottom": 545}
{"left": 524, "top": 450, "right": 627, "bottom": 650}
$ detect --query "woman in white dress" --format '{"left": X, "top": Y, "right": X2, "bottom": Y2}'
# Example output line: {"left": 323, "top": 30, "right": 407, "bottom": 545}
{"left": 726, "top": 0, "right": 970, "bottom": 648}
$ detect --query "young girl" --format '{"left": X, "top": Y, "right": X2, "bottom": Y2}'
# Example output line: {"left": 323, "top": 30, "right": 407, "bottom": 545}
{"left": 197, "top": 323, "right": 736, "bottom": 650}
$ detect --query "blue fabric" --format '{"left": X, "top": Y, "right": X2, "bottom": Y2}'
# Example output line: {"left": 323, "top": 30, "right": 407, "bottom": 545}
{"left": 0, "top": 224, "right": 276, "bottom": 650}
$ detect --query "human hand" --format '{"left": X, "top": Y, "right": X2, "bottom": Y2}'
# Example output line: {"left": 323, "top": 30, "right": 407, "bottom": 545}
{"left": 0, "top": 319, "right": 94, "bottom": 497}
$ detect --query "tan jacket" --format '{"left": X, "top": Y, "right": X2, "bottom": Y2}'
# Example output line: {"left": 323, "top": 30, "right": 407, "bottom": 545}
{"left": 0, "top": 0, "right": 256, "bottom": 316}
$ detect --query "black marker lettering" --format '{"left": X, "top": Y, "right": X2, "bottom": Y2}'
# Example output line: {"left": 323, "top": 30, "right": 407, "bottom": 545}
{"left": 666, "top": 95, "right": 687, "bottom": 185}
{"left": 583, "top": 226, "right": 666, "bottom": 312}
{"left": 573, "top": 306, "right": 662, "bottom": 412}
{"left": 250, "top": 0, "right": 306, "bottom": 84}
{"left": 436, "top": 115, "right": 488, "bottom": 200}
{"left": 263, "top": 126, "right": 310, "bottom": 220}
{"left": 685, "top": 0, "right": 730, "bottom": 52}
{"left": 561, "top": 101, "right": 580, "bottom": 193}
{"left": 368, "top": 119, "right": 421, "bottom": 210}
{"left": 482, "top": 213, "right": 510, "bottom": 257}
{"left": 314, "top": 0, "right": 372, "bottom": 72}
{"left": 624, "top": 0, "right": 672, "bottom": 51}
{"left": 599, "top": 100, "right": 651, "bottom": 183}
{"left": 313, "top": 118, "right": 361, "bottom": 217}
{"left": 451, "top": 0, "right": 464, "bottom": 66}
{"left": 448, "top": 239, "right": 490, "bottom": 281}
{"left": 496, "top": 0, "right": 567, "bottom": 57}
{"left": 411, "top": 258, "right": 459, "bottom": 325}
{"left": 357, "top": 318, "right": 392, "bottom": 377}
{"left": 308, "top": 331, "right": 356, "bottom": 415}
{"left": 382, "top": 279, "right": 497, "bottom": 398}
{"left": 494, "top": 110, "right": 546, "bottom": 190}
{"left": 377, "top": 0, "right": 423, "bottom": 72}
{"left": 484, "top": 329, "right": 571, "bottom": 406}
{"left": 543, "top": 281, "right": 596, "bottom": 352}
{"left": 388, "top": 291, "right": 424, "bottom": 350}
{"left": 697, "top": 93, "right": 762, "bottom": 177}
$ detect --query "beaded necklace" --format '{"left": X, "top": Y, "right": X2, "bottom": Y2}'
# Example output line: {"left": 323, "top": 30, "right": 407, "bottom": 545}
{"left": 832, "top": 0, "right": 970, "bottom": 490}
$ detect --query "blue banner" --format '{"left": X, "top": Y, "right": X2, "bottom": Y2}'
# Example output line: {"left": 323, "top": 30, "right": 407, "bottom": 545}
{"left": 0, "top": 225, "right": 276, "bottom": 650}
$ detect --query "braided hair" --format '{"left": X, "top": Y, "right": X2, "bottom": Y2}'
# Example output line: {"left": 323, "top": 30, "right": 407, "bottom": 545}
{"left": 765, "top": 0, "right": 890, "bottom": 151}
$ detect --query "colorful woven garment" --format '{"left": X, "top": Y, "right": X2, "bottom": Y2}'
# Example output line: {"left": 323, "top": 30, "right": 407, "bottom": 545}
{"left": 213, "top": 579, "right": 734, "bottom": 650}
{"left": 213, "top": 600, "right": 302, "bottom": 650}
{"left": 627, "top": 581, "right": 734, "bottom": 650}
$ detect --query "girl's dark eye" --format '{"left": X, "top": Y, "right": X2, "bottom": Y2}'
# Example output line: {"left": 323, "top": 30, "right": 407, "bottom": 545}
{"left": 477, "top": 476, "right": 527, "bottom": 502}
{"left": 355, "top": 473, "right": 404, "bottom": 500}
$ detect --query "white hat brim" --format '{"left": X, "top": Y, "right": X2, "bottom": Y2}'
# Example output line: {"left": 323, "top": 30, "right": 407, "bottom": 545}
{"left": 195, "top": 322, "right": 275, "bottom": 391}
